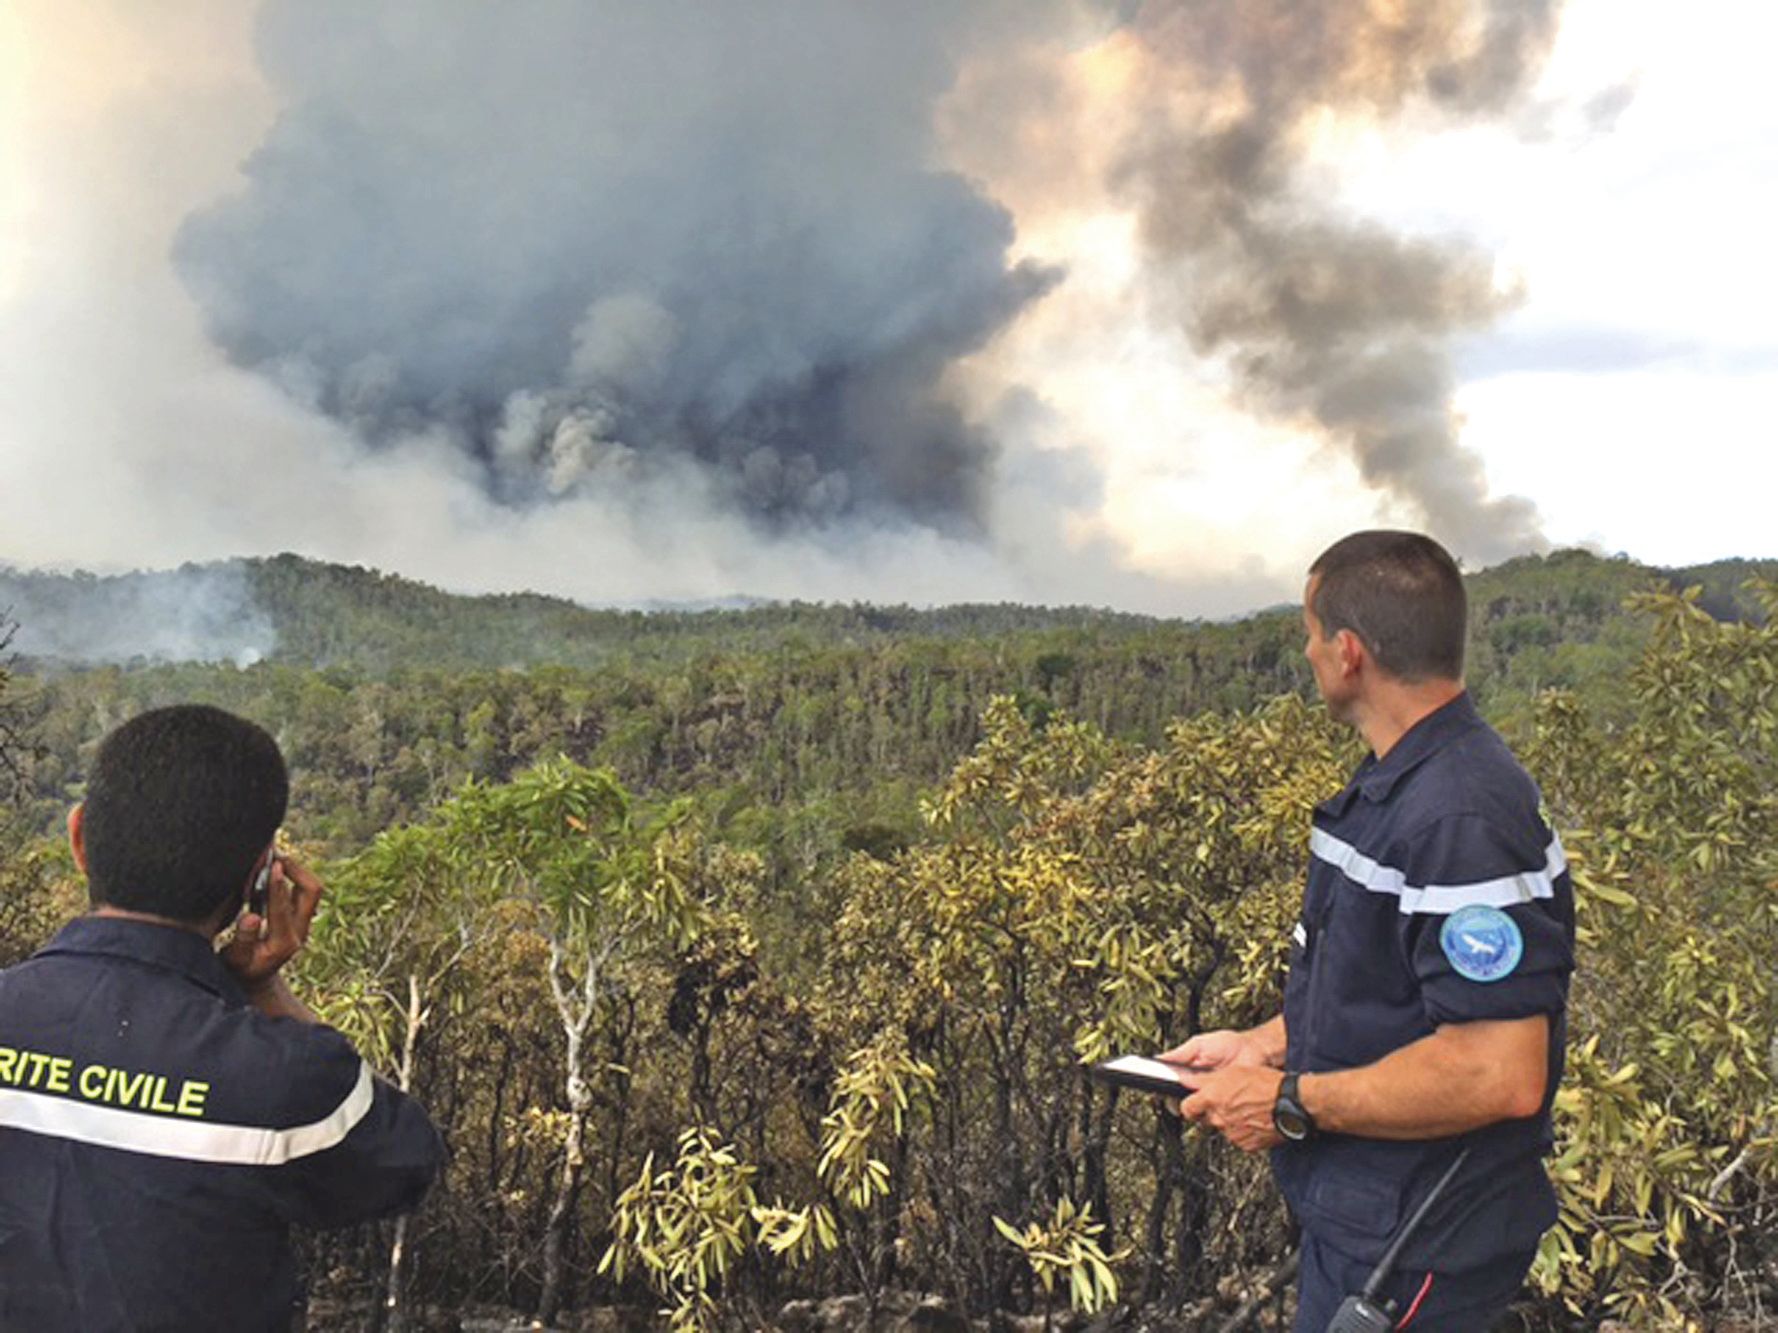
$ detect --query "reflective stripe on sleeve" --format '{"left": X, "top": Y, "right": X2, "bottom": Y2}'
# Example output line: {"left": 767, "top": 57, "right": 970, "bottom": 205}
{"left": 0, "top": 1059, "right": 374, "bottom": 1165}
{"left": 1310, "top": 828, "right": 1566, "bottom": 915}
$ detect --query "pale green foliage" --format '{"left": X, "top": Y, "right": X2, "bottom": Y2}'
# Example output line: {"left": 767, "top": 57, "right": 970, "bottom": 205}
{"left": 430, "top": 758, "right": 705, "bottom": 950}
{"left": 0, "top": 837, "right": 77, "bottom": 969}
{"left": 312, "top": 759, "right": 708, "bottom": 998}
{"left": 1524, "top": 582, "right": 1778, "bottom": 1328}
{"left": 833, "top": 692, "right": 1345, "bottom": 1054}
{"left": 921, "top": 697, "right": 1118, "bottom": 835}
{"left": 307, "top": 822, "right": 476, "bottom": 1065}
{"left": 727, "top": 1035, "right": 931, "bottom": 1284}
{"left": 1055, "top": 694, "right": 1347, "bottom": 1059}
{"left": 305, "top": 759, "right": 710, "bottom": 1069}
{"left": 750, "top": 1200, "right": 840, "bottom": 1267}
{"left": 816, "top": 1031, "right": 937, "bottom": 1209}
{"left": 0, "top": 616, "right": 31, "bottom": 810}
{"left": 308, "top": 757, "right": 723, "bottom": 1327}
{"left": 815, "top": 692, "right": 1348, "bottom": 1307}
{"left": 992, "top": 1196, "right": 1122, "bottom": 1314}
{"left": 599, "top": 1128, "right": 760, "bottom": 1332}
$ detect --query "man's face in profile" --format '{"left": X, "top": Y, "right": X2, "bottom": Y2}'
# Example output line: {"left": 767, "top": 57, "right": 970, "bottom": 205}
{"left": 1302, "top": 576, "right": 1357, "bottom": 725}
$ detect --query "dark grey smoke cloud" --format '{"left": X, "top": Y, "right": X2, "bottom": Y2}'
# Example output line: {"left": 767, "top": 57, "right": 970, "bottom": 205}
{"left": 175, "top": 0, "right": 1561, "bottom": 569}
{"left": 1116, "top": 0, "right": 1561, "bottom": 563}
{"left": 175, "top": 0, "right": 1068, "bottom": 531}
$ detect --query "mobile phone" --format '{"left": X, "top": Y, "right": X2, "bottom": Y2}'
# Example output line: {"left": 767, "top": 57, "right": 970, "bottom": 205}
{"left": 1088, "top": 1054, "right": 1213, "bottom": 1098}
{"left": 248, "top": 846, "right": 278, "bottom": 918}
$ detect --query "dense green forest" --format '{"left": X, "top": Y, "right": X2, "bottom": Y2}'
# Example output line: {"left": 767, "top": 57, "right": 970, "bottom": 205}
{"left": 1, "top": 549, "right": 1774, "bottom": 1330}
{"left": 3, "top": 549, "right": 1763, "bottom": 854}
{"left": 5, "top": 546, "right": 1768, "bottom": 679}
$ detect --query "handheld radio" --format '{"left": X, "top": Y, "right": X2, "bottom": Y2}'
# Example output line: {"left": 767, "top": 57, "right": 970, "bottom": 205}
{"left": 1324, "top": 1148, "right": 1471, "bottom": 1332}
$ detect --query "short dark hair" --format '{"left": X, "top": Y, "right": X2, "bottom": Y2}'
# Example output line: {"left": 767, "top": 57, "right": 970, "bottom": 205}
{"left": 83, "top": 705, "right": 288, "bottom": 923}
{"left": 1308, "top": 531, "right": 1467, "bottom": 682}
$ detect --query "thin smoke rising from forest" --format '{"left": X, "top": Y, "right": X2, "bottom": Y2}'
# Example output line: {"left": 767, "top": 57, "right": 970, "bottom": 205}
{"left": 1110, "top": 0, "right": 1561, "bottom": 562}
{"left": 0, "top": 565, "right": 274, "bottom": 666}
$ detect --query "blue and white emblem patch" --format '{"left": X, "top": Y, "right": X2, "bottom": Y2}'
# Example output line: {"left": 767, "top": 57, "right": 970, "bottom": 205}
{"left": 1440, "top": 905, "right": 1523, "bottom": 983}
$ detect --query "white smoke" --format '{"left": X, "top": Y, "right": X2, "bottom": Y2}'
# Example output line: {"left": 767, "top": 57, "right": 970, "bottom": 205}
{"left": 0, "top": 564, "right": 275, "bottom": 666}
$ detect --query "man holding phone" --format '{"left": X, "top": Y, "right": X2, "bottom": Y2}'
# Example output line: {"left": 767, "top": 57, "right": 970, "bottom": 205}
{"left": 0, "top": 704, "right": 443, "bottom": 1330}
{"left": 1164, "top": 533, "right": 1575, "bottom": 1332}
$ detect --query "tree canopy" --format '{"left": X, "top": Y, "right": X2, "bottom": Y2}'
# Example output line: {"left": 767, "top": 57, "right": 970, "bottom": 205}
{"left": 0, "top": 562, "right": 1772, "bottom": 1328}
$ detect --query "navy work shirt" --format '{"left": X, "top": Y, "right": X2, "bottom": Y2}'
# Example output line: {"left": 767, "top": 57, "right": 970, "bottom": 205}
{"left": 1273, "top": 692, "right": 1575, "bottom": 1272}
{"left": 0, "top": 916, "right": 444, "bottom": 1331}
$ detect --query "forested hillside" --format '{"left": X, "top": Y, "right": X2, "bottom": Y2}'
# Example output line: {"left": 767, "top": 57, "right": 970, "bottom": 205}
{"left": 0, "top": 550, "right": 1758, "bottom": 805}
{"left": 1, "top": 553, "right": 1172, "bottom": 672}
{"left": 1, "top": 551, "right": 1773, "bottom": 1330}
{"left": 3, "top": 548, "right": 1768, "bottom": 677}
{"left": 0, "top": 550, "right": 1766, "bottom": 859}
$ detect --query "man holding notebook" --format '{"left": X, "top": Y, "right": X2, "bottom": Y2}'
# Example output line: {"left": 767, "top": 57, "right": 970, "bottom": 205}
{"left": 1167, "top": 532, "right": 1575, "bottom": 1332}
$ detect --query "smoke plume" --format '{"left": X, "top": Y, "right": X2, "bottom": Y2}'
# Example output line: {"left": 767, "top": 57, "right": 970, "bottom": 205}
{"left": 174, "top": 0, "right": 1067, "bottom": 531}
{"left": 1111, "top": 0, "right": 1561, "bottom": 562}
{"left": 158, "top": 0, "right": 1566, "bottom": 593}
{"left": 0, "top": 565, "right": 274, "bottom": 667}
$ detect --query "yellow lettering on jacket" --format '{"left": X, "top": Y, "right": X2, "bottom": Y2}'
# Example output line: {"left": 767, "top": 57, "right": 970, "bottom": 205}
{"left": 0, "top": 1045, "right": 213, "bottom": 1118}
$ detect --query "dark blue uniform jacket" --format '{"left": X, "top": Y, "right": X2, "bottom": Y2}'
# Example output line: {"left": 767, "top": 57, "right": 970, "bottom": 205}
{"left": 1273, "top": 693, "right": 1575, "bottom": 1273}
{"left": 0, "top": 917, "right": 444, "bottom": 1331}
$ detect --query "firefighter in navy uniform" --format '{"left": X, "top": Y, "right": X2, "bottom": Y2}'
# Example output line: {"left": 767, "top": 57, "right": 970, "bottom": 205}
{"left": 0, "top": 705, "right": 443, "bottom": 1332}
{"left": 1166, "top": 532, "right": 1575, "bottom": 1332}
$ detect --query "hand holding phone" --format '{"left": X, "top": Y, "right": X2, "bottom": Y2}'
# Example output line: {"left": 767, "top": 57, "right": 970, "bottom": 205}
{"left": 247, "top": 842, "right": 280, "bottom": 936}
{"left": 223, "top": 851, "right": 325, "bottom": 993}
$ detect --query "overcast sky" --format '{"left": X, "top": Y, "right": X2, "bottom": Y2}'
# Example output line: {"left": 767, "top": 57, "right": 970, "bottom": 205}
{"left": 1, "top": 1, "right": 1773, "bottom": 617}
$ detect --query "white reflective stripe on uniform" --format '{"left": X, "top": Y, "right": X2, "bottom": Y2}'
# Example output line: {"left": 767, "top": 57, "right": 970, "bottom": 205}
{"left": 1309, "top": 827, "right": 1566, "bottom": 916}
{"left": 0, "top": 1058, "right": 374, "bottom": 1165}
{"left": 1292, "top": 921, "right": 1308, "bottom": 947}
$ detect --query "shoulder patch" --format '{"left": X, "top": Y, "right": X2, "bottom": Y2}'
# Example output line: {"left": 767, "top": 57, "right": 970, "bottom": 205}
{"left": 1439, "top": 904, "right": 1523, "bottom": 983}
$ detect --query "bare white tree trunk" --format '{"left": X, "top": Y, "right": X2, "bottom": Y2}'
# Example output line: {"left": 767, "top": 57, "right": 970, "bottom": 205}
{"left": 383, "top": 973, "right": 428, "bottom": 1333}
{"left": 536, "top": 937, "right": 611, "bottom": 1327}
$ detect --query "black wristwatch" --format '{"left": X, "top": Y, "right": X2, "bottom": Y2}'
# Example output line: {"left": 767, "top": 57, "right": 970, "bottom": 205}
{"left": 1273, "top": 1072, "right": 1316, "bottom": 1142}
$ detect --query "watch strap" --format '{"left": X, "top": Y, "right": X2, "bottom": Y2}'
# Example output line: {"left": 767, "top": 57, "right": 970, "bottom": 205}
{"left": 1274, "top": 1071, "right": 1316, "bottom": 1141}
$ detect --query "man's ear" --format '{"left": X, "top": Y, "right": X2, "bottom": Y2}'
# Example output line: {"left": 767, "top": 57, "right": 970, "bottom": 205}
{"left": 67, "top": 803, "right": 88, "bottom": 874}
{"left": 1333, "top": 627, "right": 1367, "bottom": 678}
